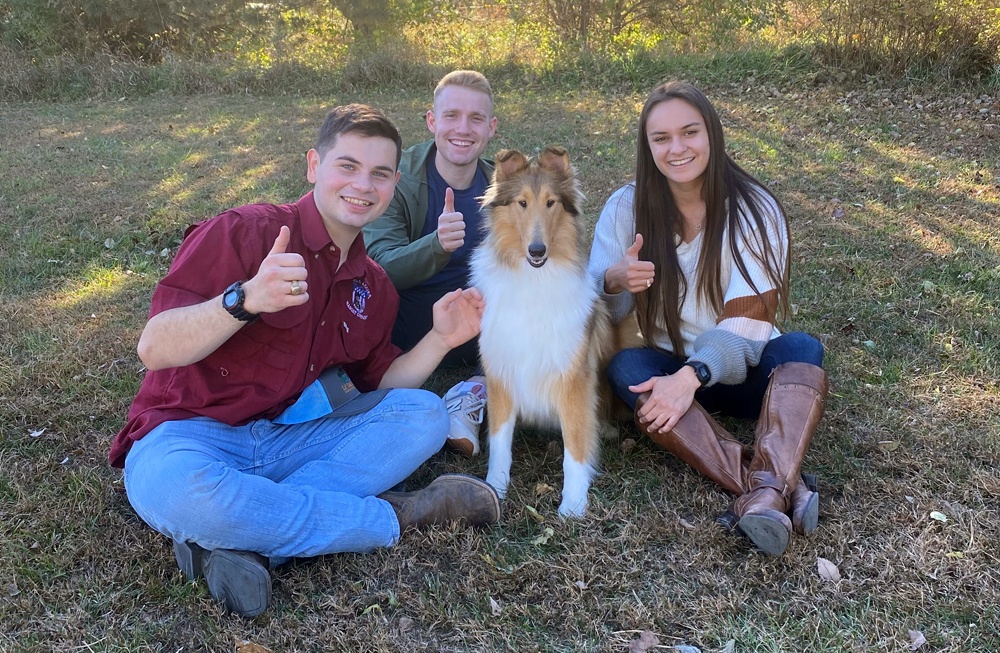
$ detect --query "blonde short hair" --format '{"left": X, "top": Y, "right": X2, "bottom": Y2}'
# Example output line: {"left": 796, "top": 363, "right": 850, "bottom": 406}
{"left": 433, "top": 70, "right": 494, "bottom": 112}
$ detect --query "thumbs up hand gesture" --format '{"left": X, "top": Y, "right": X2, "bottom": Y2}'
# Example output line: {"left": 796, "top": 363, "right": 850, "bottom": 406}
{"left": 242, "top": 225, "right": 309, "bottom": 314}
{"left": 603, "top": 233, "right": 656, "bottom": 295}
{"left": 436, "top": 187, "right": 466, "bottom": 253}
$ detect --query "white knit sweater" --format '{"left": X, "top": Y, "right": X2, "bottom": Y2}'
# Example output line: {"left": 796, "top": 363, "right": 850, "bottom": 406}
{"left": 587, "top": 183, "right": 787, "bottom": 386}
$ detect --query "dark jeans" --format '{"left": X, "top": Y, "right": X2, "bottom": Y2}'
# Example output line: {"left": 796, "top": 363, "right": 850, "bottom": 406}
{"left": 393, "top": 284, "right": 480, "bottom": 369}
{"left": 607, "top": 332, "right": 824, "bottom": 419}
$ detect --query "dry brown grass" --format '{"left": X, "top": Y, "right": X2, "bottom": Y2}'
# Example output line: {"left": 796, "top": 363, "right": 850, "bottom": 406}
{"left": 1, "top": 79, "right": 999, "bottom": 651}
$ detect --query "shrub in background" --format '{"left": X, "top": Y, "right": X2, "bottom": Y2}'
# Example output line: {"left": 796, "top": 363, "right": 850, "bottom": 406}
{"left": 791, "top": 0, "right": 1000, "bottom": 80}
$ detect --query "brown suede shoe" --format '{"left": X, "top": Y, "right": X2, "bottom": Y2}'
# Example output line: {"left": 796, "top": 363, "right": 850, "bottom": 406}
{"left": 380, "top": 474, "right": 501, "bottom": 531}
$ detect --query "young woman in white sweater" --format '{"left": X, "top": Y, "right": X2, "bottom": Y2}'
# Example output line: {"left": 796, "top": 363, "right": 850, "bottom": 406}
{"left": 588, "top": 81, "right": 829, "bottom": 556}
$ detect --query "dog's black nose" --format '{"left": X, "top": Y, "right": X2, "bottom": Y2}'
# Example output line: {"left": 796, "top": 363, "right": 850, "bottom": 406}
{"left": 528, "top": 243, "right": 546, "bottom": 258}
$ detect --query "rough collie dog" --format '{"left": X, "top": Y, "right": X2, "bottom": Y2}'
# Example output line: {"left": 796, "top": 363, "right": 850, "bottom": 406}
{"left": 471, "top": 146, "right": 614, "bottom": 517}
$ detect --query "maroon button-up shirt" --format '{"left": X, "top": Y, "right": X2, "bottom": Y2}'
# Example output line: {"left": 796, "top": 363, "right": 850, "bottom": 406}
{"left": 110, "top": 192, "right": 401, "bottom": 468}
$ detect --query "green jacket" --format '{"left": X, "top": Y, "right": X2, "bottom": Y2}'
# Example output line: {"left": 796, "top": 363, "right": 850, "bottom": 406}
{"left": 363, "top": 140, "right": 495, "bottom": 291}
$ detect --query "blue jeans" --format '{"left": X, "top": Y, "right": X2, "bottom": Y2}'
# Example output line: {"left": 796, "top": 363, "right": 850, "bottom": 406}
{"left": 124, "top": 389, "right": 448, "bottom": 560}
{"left": 607, "top": 332, "right": 824, "bottom": 419}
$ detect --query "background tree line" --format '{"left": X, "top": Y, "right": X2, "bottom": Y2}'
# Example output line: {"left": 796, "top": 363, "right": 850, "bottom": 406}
{"left": 1, "top": 0, "right": 997, "bottom": 99}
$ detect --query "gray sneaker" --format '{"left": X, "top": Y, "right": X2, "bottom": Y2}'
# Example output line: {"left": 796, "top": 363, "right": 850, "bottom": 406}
{"left": 444, "top": 376, "right": 487, "bottom": 457}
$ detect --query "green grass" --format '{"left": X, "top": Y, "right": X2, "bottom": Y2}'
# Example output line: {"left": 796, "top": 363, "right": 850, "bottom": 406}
{"left": 1, "top": 71, "right": 999, "bottom": 651}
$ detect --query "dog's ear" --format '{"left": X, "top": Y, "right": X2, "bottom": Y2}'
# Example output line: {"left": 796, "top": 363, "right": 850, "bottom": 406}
{"left": 495, "top": 149, "right": 529, "bottom": 181}
{"left": 538, "top": 146, "right": 570, "bottom": 176}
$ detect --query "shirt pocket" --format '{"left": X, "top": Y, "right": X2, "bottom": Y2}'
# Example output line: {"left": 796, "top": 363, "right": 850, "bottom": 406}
{"left": 337, "top": 314, "right": 385, "bottom": 364}
{"left": 232, "top": 305, "right": 310, "bottom": 393}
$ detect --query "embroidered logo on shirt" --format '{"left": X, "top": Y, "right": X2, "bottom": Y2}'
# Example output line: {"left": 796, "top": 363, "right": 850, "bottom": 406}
{"left": 347, "top": 279, "right": 371, "bottom": 320}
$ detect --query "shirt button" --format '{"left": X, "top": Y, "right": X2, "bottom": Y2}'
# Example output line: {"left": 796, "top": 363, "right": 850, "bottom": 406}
{"left": 314, "top": 254, "right": 319, "bottom": 259}
{"left": 310, "top": 364, "right": 314, "bottom": 372}
{"left": 321, "top": 320, "right": 326, "bottom": 326}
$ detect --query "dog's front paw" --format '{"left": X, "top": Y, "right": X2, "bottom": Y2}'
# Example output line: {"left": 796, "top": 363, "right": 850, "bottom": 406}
{"left": 485, "top": 472, "right": 509, "bottom": 499}
{"left": 557, "top": 497, "right": 588, "bottom": 518}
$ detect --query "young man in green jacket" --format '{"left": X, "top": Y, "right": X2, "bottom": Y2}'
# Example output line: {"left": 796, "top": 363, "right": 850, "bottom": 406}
{"left": 364, "top": 70, "right": 497, "bottom": 458}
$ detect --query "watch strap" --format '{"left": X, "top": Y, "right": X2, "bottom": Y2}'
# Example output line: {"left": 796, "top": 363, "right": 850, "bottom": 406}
{"left": 684, "top": 360, "right": 711, "bottom": 387}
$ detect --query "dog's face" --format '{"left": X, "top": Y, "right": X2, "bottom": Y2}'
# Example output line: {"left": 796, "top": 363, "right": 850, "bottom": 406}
{"left": 481, "top": 146, "right": 585, "bottom": 269}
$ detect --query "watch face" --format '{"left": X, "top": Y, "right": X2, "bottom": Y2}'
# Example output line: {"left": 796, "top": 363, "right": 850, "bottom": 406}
{"left": 687, "top": 361, "right": 709, "bottom": 384}
{"left": 223, "top": 288, "right": 240, "bottom": 309}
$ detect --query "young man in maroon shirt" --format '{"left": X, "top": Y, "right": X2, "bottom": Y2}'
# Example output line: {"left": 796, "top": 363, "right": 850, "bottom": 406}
{"left": 112, "top": 104, "right": 500, "bottom": 618}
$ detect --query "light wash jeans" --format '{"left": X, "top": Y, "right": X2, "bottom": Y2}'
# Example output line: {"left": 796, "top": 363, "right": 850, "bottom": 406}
{"left": 124, "top": 389, "right": 448, "bottom": 560}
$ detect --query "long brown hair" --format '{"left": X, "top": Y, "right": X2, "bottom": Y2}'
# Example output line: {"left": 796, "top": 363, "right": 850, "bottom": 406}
{"left": 634, "top": 81, "right": 790, "bottom": 355}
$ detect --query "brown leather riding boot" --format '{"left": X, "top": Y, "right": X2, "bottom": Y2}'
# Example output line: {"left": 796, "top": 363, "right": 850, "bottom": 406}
{"left": 717, "top": 472, "right": 820, "bottom": 535}
{"left": 380, "top": 474, "right": 501, "bottom": 532}
{"left": 634, "top": 395, "right": 750, "bottom": 496}
{"left": 791, "top": 473, "right": 820, "bottom": 536}
{"left": 733, "top": 362, "right": 828, "bottom": 555}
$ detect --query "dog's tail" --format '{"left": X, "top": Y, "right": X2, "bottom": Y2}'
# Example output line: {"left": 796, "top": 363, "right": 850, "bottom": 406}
{"left": 595, "top": 307, "right": 644, "bottom": 423}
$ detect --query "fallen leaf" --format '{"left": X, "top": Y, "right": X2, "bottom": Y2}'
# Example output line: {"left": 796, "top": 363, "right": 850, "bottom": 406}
{"left": 817, "top": 557, "right": 841, "bottom": 582}
{"left": 29, "top": 428, "right": 46, "bottom": 438}
{"left": 531, "top": 526, "right": 555, "bottom": 545}
{"left": 674, "top": 646, "right": 702, "bottom": 653}
{"left": 921, "top": 280, "right": 936, "bottom": 293}
{"left": 862, "top": 340, "right": 876, "bottom": 350}
{"left": 832, "top": 206, "right": 845, "bottom": 219}
{"left": 398, "top": 616, "right": 413, "bottom": 632}
{"left": 534, "top": 483, "right": 555, "bottom": 497}
{"left": 235, "top": 641, "right": 273, "bottom": 653}
{"left": 907, "top": 629, "right": 927, "bottom": 650}
{"left": 575, "top": 580, "right": 587, "bottom": 590}
{"left": 524, "top": 505, "right": 545, "bottom": 523}
{"left": 678, "top": 518, "right": 696, "bottom": 531}
{"left": 620, "top": 437, "right": 636, "bottom": 453}
{"left": 628, "top": 631, "right": 660, "bottom": 652}
{"left": 877, "top": 440, "right": 900, "bottom": 451}
{"left": 929, "top": 511, "right": 948, "bottom": 523}
{"left": 719, "top": 640, "right": 736, "bottom": 653}
{"left": 489, "top": 596, "right": 502, "bottom": 616}
{"left": 945, "top": 551, "right": 964, "bottom": 559}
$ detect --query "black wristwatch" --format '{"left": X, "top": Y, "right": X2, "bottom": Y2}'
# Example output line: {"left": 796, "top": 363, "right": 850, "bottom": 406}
{"left": 684, "top": 360, "right": 711, "bottom": 387}
{"left": 222, "top": 281, "right": 259, "bottom": 323}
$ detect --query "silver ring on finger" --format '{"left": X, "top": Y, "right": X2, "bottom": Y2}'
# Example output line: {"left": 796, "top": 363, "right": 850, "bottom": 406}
{"left": 290, "top": 280, "right": 303, "bottom": 296}
{"left": 646, "top": 278, "right": 652, "bottom": 288}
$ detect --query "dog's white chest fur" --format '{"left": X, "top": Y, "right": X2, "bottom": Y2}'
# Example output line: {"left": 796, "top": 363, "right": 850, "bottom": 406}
{"left": 472, "top": 251, "right": 597, "bottom": 424}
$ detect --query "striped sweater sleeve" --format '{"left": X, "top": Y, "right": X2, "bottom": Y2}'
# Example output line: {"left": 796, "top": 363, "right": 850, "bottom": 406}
{"left": 587, "top": 184, "right": 637, "bottom": 325}
{"left": 687, "top": 191, "right": 788, "bottom": 386}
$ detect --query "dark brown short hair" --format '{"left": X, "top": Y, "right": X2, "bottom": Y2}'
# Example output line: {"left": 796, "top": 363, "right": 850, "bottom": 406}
{"left": 315, "top": 104, "right": 402, "bottom": 167}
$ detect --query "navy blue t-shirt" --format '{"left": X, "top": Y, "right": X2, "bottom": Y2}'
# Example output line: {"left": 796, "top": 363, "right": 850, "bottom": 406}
{"left": 420, "top": 152, "right": 489, "bottom": 289}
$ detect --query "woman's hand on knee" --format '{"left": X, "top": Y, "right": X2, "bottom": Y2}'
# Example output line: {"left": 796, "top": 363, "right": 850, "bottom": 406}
{"left": 629, "top": 374, "right": 697, "bottom": 433}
